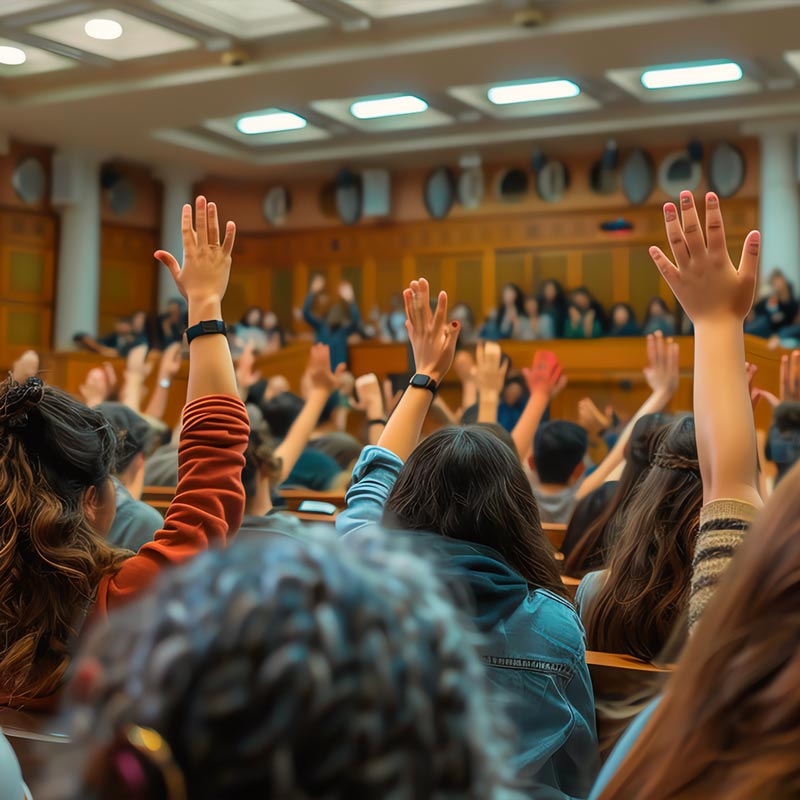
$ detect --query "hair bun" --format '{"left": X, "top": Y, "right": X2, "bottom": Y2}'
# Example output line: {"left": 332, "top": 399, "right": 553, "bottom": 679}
{"left": 2, "top": 376, "right": 44, "bottom": 428}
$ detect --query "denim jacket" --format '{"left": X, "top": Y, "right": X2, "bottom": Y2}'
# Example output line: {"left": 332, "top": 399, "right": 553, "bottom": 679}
{"left": 337, "top": 446, "right": 599, "bottom": 799}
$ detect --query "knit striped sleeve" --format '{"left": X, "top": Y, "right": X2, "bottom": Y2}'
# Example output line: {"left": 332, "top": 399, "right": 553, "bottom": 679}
{"left": 689, "top": 498, "right": 759, "bottom": 634}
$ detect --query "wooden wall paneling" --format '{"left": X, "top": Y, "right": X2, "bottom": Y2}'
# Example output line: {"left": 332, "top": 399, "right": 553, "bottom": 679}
{"left": 270, "top": 266, "right": 293, "bottom": 329}
{"left": 1, "top": 242, "right": 54, "bottom": 304}
{"left": 415, "top": 254, "right": 444, "bottom": 293}
{"left": 223, "top": 263, "right": 269, "bottom": 324}
{"left": 611, "top": 249, "right": 629, "bottom": 310}
{"left": 99, "top": 225, "right": 158, "bottom": 324}
{"left": 535, "top": 252, "right": 569, "bottom": 295}
{"left": 580, "top": 249, "right": 615, "bottom": 310}
{"left": 0, "top": 303, "right": 52, "bottom": 365}
{"left": 401, "top": 253, "right": 416, "bottom": 288}
{"left": 629, "top": 246, "right": 666, "bottom": 321}
{"left": 361, "top": 256, "right": 377, "bottom": 316}
{"left": 481, "top": 249, "right": 496, "bottom": 324}
{"left": 341, "top": 263, "right": 364, "bottom": 309}
{"left": 495, "top": 249, "right": 528, "bottom": 300}
{"left": 374, "top": 257, "right": 403, "bottom": 316}
{"left": 452, "top": 253, "right": 483, "bottom": 322}
{"left": 291, "top": 261, "right": 310, "bottom": 333}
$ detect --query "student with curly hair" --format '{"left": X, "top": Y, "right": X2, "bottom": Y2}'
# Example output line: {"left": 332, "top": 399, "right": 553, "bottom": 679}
{"left": 0, "top": 197, "right": 249, "bottom": 709}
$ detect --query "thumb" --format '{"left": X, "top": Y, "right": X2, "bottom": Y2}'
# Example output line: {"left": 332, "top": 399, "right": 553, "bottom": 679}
{"left": 154, "top": 250, "right": 181, "bottom": 281}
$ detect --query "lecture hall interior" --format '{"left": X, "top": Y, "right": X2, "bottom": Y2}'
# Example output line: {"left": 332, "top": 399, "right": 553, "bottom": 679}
{"left": 1, "top": 1, "right": 800, "bottom": 798}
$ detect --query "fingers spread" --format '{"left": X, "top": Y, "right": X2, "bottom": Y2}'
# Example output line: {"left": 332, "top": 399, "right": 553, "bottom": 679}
{"left": 679, "top": 191, "right": 705, "bottom": 252}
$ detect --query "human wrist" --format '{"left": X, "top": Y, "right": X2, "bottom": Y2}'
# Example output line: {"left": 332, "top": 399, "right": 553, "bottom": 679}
{"left": 187, "top": 296, "right": 222, "bottom": 325}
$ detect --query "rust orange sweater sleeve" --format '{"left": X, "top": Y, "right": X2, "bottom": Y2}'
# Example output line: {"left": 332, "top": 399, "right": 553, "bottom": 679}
{"left": 95, "top": 395, "right": 249, "bottom": 612}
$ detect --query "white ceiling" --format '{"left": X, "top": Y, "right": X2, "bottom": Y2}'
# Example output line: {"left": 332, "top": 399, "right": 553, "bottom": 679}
{"left": 1, "top": 0, "right": 800, "bottom": 178}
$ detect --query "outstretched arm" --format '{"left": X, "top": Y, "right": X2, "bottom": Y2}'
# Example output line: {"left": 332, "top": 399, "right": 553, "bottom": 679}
{"left": 512, "top": 351, "right": 565, "bottom": 460}
{"left": 576, "top": 331, "right": 679, "bottom": 500}
{"left": 650, "top": 191, "right": 762, "bottom": 507}
{"left": 377, "top": 278, "right": 460, "bottom": 461}
{"left": 274, "top": 344, "right": 345, "bottom": 482}
{"left": 473, "top": 341, "right": 508, "bottom": 424}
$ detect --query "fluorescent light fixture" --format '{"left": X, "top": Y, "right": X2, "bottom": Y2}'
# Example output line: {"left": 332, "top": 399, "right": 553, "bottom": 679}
{"left": 0, "top": 45, "right": 26, "bottom": 65}
{"left": 84, "top": 18, "right": 124, "bottom": 40}
{"left": 487, "top": 79, "right": 580, "bottom": 105}
{"left": 236, "top": 110, "right": 307, "bottom": 135}
{"left": 350, "top": 94, "right": 428, "bottom": 119}
{"left": 641, "top": 61, "right": 743, "bottom": 90}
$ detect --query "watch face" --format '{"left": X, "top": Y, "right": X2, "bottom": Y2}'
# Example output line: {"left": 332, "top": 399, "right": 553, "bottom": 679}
{"left": 410, "top": 374, "right": 433, "bottom": 388}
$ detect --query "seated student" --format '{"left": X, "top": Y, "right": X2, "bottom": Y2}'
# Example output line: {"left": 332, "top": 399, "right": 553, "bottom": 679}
{"left": 564, "top": 288, "right": 604, "bottom": 339}
{"left": 39, "top": 531, "right": 520, "bottom": 800}
{"left": 766, "top": 401, "right": 800, "bottom": 486}
{"left": 515, "top": 296, "right": 556, "bottom": 340}
{"left": 130, "top": 309, "right": 151, "bottom": 349}
{"left": 75, "top": 316, "right": 146, "bottom": 359}
{"left": 261, "top": 310, "right": 285, "bottom": 353}
{"left": 96, "top": 403, "right": 164, "bottom": 552}
{"left": 379, "top": 292, "right": 409, "bottom": 342}
{"left": 563, "top": 413, "right": 669, "bottom": 577}
{"left": 590, "top": 193, "right": 769, "bottom": 800}
{"left": 480, "top": 283, "right": 527, "bottom": 341}
{"left": 745, "top": 267, "right": 798, "bottom": 338}
{"left": 531, "top": 421, "right": 589, "bottom": 524}
{"left": 537, "top": 278, "right": 568, "bottom": 338}
{"left": 234, "top": 306, "right": 268, "bottom": 352}
{"left": 338, "top": 278, "right": 599, "bottom": 799}
{"left": 157, "top": 298, "right": 188, "bottom": 349}
{"left": 303, "top": 275, "right": 360, "bottom": 369}
{"left": 578, "top": 415, "right": 701, "bottom": 661}
{"left": 642, "top": 297, "right": 676, "bottom": 336}
{"left": 0, "top": 196, "right": 248, "bottom": 709}
{"left": 607, "top": 303, "right": 642, "bottom": 337}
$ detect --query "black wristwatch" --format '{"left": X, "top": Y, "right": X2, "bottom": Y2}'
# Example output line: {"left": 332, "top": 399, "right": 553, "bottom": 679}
{"left": 185, "top": 320, "right": 227, "bottom": 346}
{"left": 408, "top": 373, "right": 438, "bottom": 396}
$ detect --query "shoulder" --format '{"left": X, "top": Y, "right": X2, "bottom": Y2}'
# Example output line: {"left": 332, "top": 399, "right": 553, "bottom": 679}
{"left": 576, "top": 569, "right": 607, "bottom": 617}
{"left": 523, "top": 588, "right": 586, "bottom": 657}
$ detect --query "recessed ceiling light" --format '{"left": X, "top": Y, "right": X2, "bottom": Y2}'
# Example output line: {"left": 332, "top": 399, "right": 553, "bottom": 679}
{"left": 487, "top": 79, "right": 580, "bottom": 105}
{"left": 641, "top": 61, "right": 743, "bottom": 90}
{"left": 350, "top": 95, "right": 428, "bottom": 120}
{"left": 0, "top": 45, "right": 26, "bottom": 66}
{"left": 236, "top": 110, "right": 307, "bottom": 135}
{"left": 84, "top": 18, "right": 124, "bottom": 41}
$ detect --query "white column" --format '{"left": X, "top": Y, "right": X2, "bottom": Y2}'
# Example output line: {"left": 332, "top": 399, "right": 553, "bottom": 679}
{"left": 156, "top": 168, "right": 200, "bottom": 311}
{"left": 54, "top": 153, "right": 101, "bottom": 348}
{"left": 759, "top": 132, "right": 800, "bottom": 289}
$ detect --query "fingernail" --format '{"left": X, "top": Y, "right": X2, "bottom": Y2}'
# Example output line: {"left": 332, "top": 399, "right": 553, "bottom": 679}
{"left": 706, "top": 193, "right": 718, "bottom": 207}
{"left": 680, "top": 192, "right": 692, "bottom": 206}
{"left": 664, "top": 204, "right": 677, "bottom": 221}
{"left": 751, "top": 231, "right": 761, "bottom": 244}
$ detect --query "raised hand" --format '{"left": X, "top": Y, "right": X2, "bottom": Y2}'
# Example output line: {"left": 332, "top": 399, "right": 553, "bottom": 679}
{"left": 523, "top": 351, "right": 566, "bottom": 399}
{"left": 310, "top": 274, "right": 326, "bottom": 295}
{"left": 353, "top": 373, "right": 385, "bottom": 419}
{"left": 649, "top": 191, "right": 760, "bottom": 322}
{"left": 403, "top": 277, "right": 460, "bottom": 384}
{"left": 642, "top": 331, "right": 680, "bottom": 400}
{"left": 472, "top": 341, "right": 508, "bottom": 396}
{"left": 780, "top": 349, "right": 800, "bottom": 402}
{"left": 339, "top": 281, "right": 355, "bottom": 303}
{"left": 305, "top": 343, "right": 346, "bottom": 394}
{"left": 11, "top": 350, "right": 39, "bottom": 383}
{"left": 154, "top": 196, "right": 235, "bottom": 306}
{"left": 158, "top": 342, "right": 184, "bottom": 382}
{"left": 578, "top": 397, "right": 613, "bottom": 437}
{"left": 234, "top": 341, "right": 261, "bottom": 395}
{"left": 80, "top": 366, "right": 114, "bottom": 407}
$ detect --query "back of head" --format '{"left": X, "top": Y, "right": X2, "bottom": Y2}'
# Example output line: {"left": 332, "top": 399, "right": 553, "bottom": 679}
{"left": 241, "top": 405, "right": 281, "bottom": 500}
{"left": 584, "top": 414, "right": 701, "bottom": 661}
{"left": 259, "top": 391, "right": 304, "bottom": 439}
{"left": 385, "top": 425, "right": 565, "bottom": 597}
{"left": 766, "top": 401, "right": 800, "bottom": 485}
{"left": 564, "top": 413, "right": 671, "bottom": 577}
{"left": 533, "top": 420, "right": 588, "bottom": 485}
{"left": 598, "top": 460, "right": 800, "bottom": 800}
{"left": 96, "top": 402, "right": 152, "bottom": 475}
{"left": 46, "top": 530, "right": 520, "bottom": 800}
{"left": 0, "top": 378, "right": 125, "bottom": 699}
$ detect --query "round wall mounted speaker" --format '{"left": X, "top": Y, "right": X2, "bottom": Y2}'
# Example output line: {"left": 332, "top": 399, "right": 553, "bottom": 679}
{"left": 658, "top": 150, "right": 702, "bottom": 198}
{"left": 621, "top": 149, "right": 655, "bottom": 205}
{"left": 12, "top": 157, "right": 46, "bottom": 204}
{"left": 424, "top": 166, "right": 456, "bottom": 220}
{"left": 709, "top": 141, "right": 745, "bottom": 198}
{"left": 263, "top": 186, "right": 291, "bottom": 226}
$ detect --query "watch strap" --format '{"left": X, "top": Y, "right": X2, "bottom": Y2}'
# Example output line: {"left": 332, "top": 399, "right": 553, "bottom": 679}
{"left": 185, "top": 319, "right": 227, "bottom": 346}
{"left": 408, "top": 373, "right": 438, "bottom": 396}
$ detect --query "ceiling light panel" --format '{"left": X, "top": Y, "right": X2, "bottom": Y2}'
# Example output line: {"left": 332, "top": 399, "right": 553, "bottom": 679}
{"left": 350, "top": 95, "right": 428, "bottom": 119}
{"left": 152, "top": 0, "right": 328, "bottom": 39}
{"left": 344, "top": 0, "right": 488, "bottom": 17}
{"left": 0, "top": 35, "right": 75, "bottom": 76}
{"left": 607, "top": 60, "right": 758, "bottom": 103}
{"left": 449, "top": 79, "right": 599, "bottom": 119}
{"left": 204, "top": 110, "right": 330, "bottom": 147}
{"left": 313, "top": 94, "right": 452, "bottom": 132}
{"left": 29, "top": 8, "right": 197, "bottom": 60}
{"left": 0, "top": 0, "right": 62, "bottom": 18}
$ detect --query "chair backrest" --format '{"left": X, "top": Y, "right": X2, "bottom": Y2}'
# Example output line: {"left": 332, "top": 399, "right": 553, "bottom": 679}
{"left": 542, "top": 523, "right": 567, "bottom": 551}
{"left": 561, "top": 575, "right": 580, "bottom": 599}
{"left": 0, "top": 708, "right": 69, "bottom": 744}
{"left": 278, "top": 488, "right": 347, "bottom": 511}
{"left": 141, "top": 485, "right": 175, "bottom": 513}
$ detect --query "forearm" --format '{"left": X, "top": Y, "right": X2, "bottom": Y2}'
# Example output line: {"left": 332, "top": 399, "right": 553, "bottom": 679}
{"left": 578, "top": 389, "right": 669, "bottom": 498}
{"left": 144, "top": 382, "right": 170, "bottom": 419}
{"left": 694, "top": 319, "right": 762, "bottom": 506}
{"left": 512, "top": 392, "right": 549, "bottom": 460}
{"left": 378, "top": 387, "right": 433, "bottom": 462}
{"left": 363, "top": 399, "right": 386, "bottom": 445}
{"left": 274, "top": 389, "right": 330, "bottom": 482}
{"left": 461, "top": 379, "right": 478, "bottom": 416}
{"left": 477, "top": 389, "right": 499, "bottom": 424}
{"left": 120, "top": 372, "right": 145, "bottom": 412}
{"left": 186, "top": 298, "right": 237, "bottom": 401}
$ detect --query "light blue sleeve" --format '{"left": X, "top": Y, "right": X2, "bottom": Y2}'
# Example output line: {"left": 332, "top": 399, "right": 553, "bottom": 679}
{"left": 336, "top": 446, "right": 404, "bottom": 537}
{"left": 539, "top": 314, "right": 555, "bottom": 340}
{"left": 0, "top": 730, "right": 25, "bottom": 800}
{"left": 575, "top": 569, "right": 606, "bottom": 622}
{"left": 587, "top": 697, "right": 662, "bottom": 799}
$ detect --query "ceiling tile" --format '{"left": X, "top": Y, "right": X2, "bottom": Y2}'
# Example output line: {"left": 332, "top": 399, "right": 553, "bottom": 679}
{"left": 0, "top": 0, "right": 62, "bottom": 18}
{"left": 152, "top": 0, "right": 328, "bottom": 39}
{"left": 29, "top": 8, "right": 198, "bottom": 60}
{"left": 0, "top": 36, "right": 76, "bottom": 76}
{"left": 203, "top": 113, "right": 331, "bottom": 147}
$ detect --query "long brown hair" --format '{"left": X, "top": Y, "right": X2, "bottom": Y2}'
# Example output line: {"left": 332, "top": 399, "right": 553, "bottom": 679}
{"left": 599, "top": 461, "right": 800, "bottom": 799}
{"left": 583, "top": 415, "right": 701, "bottom": 661}
{"left": 0, "top": 378, "right": 128, "bottom": 702}
{"left": 564, "top": 413, "right": 670, "bottom": 577}
{"left": 384, "top": 425, "right": 567, "bottom": 599}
